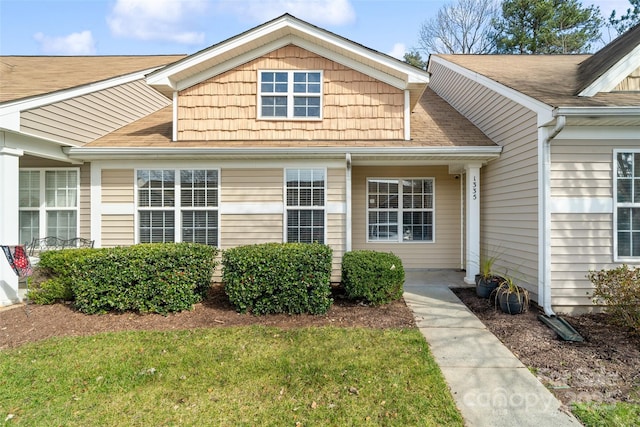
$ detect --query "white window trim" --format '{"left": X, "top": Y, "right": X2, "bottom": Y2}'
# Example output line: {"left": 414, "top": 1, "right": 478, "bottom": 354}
{"left": 283, "top": 167, "right": 327, "bottom": 244}
{"left": 19, "top": 167, "right": 80, "bottom": 242}
{"left": 134, "top": 168, "right": 221, "bottom": 247}
{"left": 257, "top": 70, "right": 323, "bottom": 121}
{"left": 613, "top": 149, "right": 640, "bottom": 262}
{"left": 366, "top": 177, "right": 436, "bottom": 244}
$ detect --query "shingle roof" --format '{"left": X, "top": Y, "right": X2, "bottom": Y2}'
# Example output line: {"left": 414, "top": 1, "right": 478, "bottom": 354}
{"left": 577, "top": 23, "right": 640, "bottom": 93}
{"left": 0, "top": 55, "right": 185, "bottom": 103}
{"left": 436, "top": 54, "right": 640, "bottom": 107}
{"left": 84, "top": 88, "right": 495, "bottom": 148}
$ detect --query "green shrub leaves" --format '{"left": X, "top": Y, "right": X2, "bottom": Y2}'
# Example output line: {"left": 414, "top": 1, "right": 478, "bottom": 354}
{"left": 73, "top": 243, "right": 218, "bottom": 314}
{"left": 341, "top": 250, "right": 405, "bottom": 305}
{"left": 589, "top": 265, "right": 640, "bottom": 333}
{"left": 222, "top": 243, "right": 333, "bottom": 315}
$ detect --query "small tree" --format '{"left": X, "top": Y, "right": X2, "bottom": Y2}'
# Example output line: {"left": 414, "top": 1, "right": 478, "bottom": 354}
{"left": 418, "top": 0, "right": 499, "bottom": 54}
{"left": 493, "top": 0, "right": 602, "bottom": 54}
{"left": 609, "top": 0, "right": 640, "bottom": 35}
{"left": 403, "top": 50, "right": 427, "bottom": 70}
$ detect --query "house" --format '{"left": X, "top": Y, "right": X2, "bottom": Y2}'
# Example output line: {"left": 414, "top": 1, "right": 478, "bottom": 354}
{"left": 427, "top": 24, "right": 640, "bottom": 314}
{"left": 0, "top": 15, "right": 637, "bottom": 314}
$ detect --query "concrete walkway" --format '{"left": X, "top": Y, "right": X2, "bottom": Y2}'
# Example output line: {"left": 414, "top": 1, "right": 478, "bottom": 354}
{"left": 403, "top": 272, "right": 581, "bottom": 427}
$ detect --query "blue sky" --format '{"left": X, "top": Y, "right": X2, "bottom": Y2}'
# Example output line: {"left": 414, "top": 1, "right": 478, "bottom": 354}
{"left": 0, "top": 0, "right": 632, "bottom": 58}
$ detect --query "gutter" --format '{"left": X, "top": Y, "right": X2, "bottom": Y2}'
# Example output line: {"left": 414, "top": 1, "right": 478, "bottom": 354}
{"left": 540, "top": 115, "right": 566, "bottom": 317}
{"left": 65, "top": 145, "right": 503, "bottom": 160}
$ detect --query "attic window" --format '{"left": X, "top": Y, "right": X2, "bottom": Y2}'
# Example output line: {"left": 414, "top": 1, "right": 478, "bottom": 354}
{"left": 258, "top": 70, "right": 322, "bottom": 119}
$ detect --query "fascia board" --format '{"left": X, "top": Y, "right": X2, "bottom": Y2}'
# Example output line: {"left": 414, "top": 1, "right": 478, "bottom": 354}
{"left": 66, "top": 146, "right": 502, "bottom": 161}
{"left": 150, "top": 16, "right": 428, "bottom": 92}
{"left": 429, "top": 55, "right": 554, "bottom": 126}
{"left": 176, "top": 35, "right": 410, "bottom": 92}
{"left": 555, "top": 106, "right": 640, "bottom": 116}
{"left": 1, "top": 130, "right": 80, "bottom": 163}
{"left": 579, "top": 45, "right": 640, "bottom": 96}
{"left": 0, "top": 66, "right": 165, "bottom": 116}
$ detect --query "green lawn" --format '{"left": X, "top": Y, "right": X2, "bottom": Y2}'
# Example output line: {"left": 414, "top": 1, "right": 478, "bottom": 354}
{"left": 0, "top": 327, "right": 463, "bottom": 426}
{"left": 572, "top": 401, "right": 640, "bottom": 427}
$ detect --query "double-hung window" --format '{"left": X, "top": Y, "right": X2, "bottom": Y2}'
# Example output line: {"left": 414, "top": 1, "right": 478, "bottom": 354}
{"left": 286, "top": 168, "right": 325, "bottom": 244}
{"left": 137, "top": 169, "right": 219, "bottom": 246}
{"left": 367, "top": 178, "right": 434, "bottom": 243}
{"left": 259, "top": 71, "right": 322, "bottom": 119}
{"left": 615, "top": 151, "right": 640, "bottom": 260}
{"left": 18, "top": 169, "right": 79, "bottom": 244}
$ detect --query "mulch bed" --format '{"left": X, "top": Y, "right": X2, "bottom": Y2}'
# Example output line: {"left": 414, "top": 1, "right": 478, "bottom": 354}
{"left": 453, "top": 287, "right": 640, "bottom": 406}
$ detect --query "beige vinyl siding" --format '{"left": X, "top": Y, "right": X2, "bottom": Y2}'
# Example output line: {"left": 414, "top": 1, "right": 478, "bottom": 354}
{"left": 101, "top": 169, "right": 135, "bottom": 247}
{"left": 20, "top": 80, "right": 170, "bottom": 145}
{"left": 177, "top": 45, "right": 404, "bottom": 141}
{"left": 79, "top": 163, "right": 91, "bottom": 239}
{"left": 101, "top": 215, "right": 134, "bottom": 247}
{"left": 550, "top": 138, "right": 640, "bottom": 312}
{"left": 220, "top": 167, "right": 346, "bottom": 281}
{"left": 613, "top": 66, "right": 640, "bottom": 92}
{"left": 327, "top": 168, "right": 346, "bottom": 281}
{"left": 429, "top": 60, "right": 539, "bottom": 295}
{"left": 219, "top": 168, "right": 284, "bottom": 248}
{"left": 351, "top": 165, "right": 461, "bottom": 269}
{"left": 101, "top": 169, "right": 135, "bottom": 204}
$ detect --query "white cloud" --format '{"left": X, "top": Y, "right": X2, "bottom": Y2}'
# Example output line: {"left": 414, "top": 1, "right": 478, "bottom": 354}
{"left": 33, "top": 31, "right": 97, "bottom": 55}
{"left": 387, "top": 42, "right": 406, "bottom": 60}
{"left": 107, "top": 0, "right": 207, "bottom": 44}
{"left": 218, "top": 0, "right": 356, "bottom": 26}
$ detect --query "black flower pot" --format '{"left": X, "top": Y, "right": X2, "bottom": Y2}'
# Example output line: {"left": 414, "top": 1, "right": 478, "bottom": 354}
{"left": 498, "top": 291, "right": 526, "bottom": 314}
{"left": 476, "top": 276, "right": 499, "bottom": 299}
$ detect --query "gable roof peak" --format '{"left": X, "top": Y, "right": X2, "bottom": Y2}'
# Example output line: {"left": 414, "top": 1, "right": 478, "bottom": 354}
{"left": 577, "top": 23, "right": 640, "bottom": 96}
{"left": 146, "top": 13, "right": 429, "bottom": 105}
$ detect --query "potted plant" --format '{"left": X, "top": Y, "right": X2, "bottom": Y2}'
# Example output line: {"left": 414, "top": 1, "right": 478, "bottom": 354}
{"left": 494, "top": 275, "right": 529, "bottom": 314}
{"left": 475, "top": 254, "right": 500, "bottom": 298}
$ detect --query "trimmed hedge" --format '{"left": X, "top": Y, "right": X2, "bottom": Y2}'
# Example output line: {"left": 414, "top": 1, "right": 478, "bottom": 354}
{"left": 27, "top": 248, "right": 98, "bottom": 304}
{"left": 67, "top": 243, "right": 218, "bottom": 314}
{"left": 341, "top": 250, "right": 405, "bottom": 305}
{"left": 222, "top": 243, "right": 333, "bottom": 315}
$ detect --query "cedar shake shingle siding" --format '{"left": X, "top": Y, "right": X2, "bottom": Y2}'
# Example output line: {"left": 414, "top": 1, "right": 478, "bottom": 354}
{"left": 177, "top": 45, "right": 404, "bottom": 141}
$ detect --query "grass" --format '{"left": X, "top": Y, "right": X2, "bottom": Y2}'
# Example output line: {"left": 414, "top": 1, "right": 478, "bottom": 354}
{"left": 572, "top": 402, "right": 640, "bottom": 427}
{"left": 0, "top": 327, "right": 463, "bottom": 426}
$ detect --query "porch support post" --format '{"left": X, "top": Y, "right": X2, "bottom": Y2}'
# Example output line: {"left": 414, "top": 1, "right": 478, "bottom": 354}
{"left": 0, "top": 145, "right": 24, "bottom": 305}
{"left": 464, "top": 163, "right": 481, "bottom": 284}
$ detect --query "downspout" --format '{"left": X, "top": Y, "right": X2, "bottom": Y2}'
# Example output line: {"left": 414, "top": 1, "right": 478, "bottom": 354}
{"left": 540, "top": 115, "right": 566, "bottom": 316}
{"left": 345, "top": 153, "right": 352, "bottom": 253}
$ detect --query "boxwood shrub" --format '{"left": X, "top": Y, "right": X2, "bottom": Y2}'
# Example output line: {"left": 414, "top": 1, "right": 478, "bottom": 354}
{"left": 341, "top": 250, "right": 405, "bottom": 305}
{"left": 27, "top": 248, "right": 98, "bottom": 304}
{"left": 222, "top": 243, "right": 333, "bottom": 315}
{"left": 71, "top": 243, "right": 218, "bottom": 315}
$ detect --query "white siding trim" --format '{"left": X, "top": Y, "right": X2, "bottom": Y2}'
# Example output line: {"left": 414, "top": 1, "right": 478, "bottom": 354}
{"left": 554, "top": 126, "right": 640, "bottom": 140}
{"left": 326, "top": 202, "right": 346, "bottom": 214}
{"left": 220, "top": 202, "right": 283, "bottom": 215}
{"left": 90, "top": 164, "right": 101, "bottom": 247}
{"left": 404, "top": 90, "right": 410, "bottom": 141}
{"left": 172, "top": 91, "right": 178, "bottom": 142}
{"left": 102, "top": 203, "right": 135, "bottom": 215}
{"left": 550, "top": 197, "right": 613, "bottom": 214}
